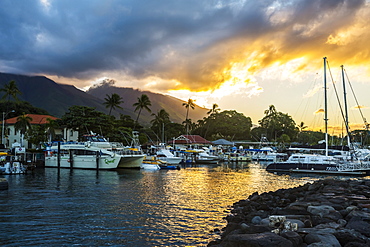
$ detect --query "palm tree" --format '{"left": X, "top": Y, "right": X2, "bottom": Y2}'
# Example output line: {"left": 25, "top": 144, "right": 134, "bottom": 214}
{"left": 103, "top": 93, "right": 124, "bottom": 115}
{"left": 182, "top": 98, "right": 195, "bottom": 134}
{"left": 150, "top": 109, "right": 170, "bottom": 142}
{"left": 0, "top": 80, "right": 22, "bottom": 102}
{"left": 45, "top": 118, "right": 59, "bottom": 142}
{"left": 264, "top": 105, "right": 277, "bottom": 116}
{"left": 133, "top": 94, "right": 152, "bottom": 126}
{"left": 207, "top": 103, "right": 220, "bottom": 115}
{"left": 150, "top": 109, "right": 170, "bottom": 126}
{"left": 182, "top": 118, "right": 195, "bottom": 134}
{"left": 297, "top": 121, "right": 308, "bottom": 132}
{"left": 14, "top": 113, "right": 32, "bottom": 145}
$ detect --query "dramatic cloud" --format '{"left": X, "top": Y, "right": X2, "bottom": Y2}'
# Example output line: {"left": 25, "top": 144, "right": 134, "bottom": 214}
{"left": 1, "top": 0, "right": 370, "bottom": 89}
{"left": 0, "top": 0, "right": 369, "bottom": 127}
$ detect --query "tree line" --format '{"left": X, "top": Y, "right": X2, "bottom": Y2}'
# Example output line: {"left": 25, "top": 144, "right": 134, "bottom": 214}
{"left": 1, "top": 80, "right": 369, "bottom": 148}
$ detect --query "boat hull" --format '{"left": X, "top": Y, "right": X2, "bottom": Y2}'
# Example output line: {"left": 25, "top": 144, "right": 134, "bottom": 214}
{"left": 45, "top": 155, "right": 120, "bottom": 170}
{"left": 117, "top": 155, "right": 145, "bottom": 169}
{"left": 157, "top": 157, "right": 182, "bottom": 165}
{"left": 266, "top": 162, "right": 370, "bottom": 176}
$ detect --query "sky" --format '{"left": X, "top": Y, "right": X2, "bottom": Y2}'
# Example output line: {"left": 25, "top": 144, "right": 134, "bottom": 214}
{"left": 1, "top": 0, "right": 370, "bottom": 135}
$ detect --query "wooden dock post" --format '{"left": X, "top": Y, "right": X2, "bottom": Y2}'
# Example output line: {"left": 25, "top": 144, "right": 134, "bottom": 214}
{"left": 96, "top": 151, "right": 100, "bottom": 170}
{"left": 69, "top": 149, "right": 74, "bottom": 169}
{"left": 57, "top": 142, "right": 61, "bottom": 169}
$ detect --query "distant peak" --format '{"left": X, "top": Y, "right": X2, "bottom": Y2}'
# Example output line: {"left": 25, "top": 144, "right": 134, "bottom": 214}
{"left": 88, "top": 78, "right": 116, "bottom": 91}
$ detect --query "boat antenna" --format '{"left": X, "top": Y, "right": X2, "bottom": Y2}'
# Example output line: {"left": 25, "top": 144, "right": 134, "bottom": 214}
{"left": 341, "top": 65, "right": 352, "bottom": 149}
{"left": 323, "top": 57, "right": 328, "bottom": 157}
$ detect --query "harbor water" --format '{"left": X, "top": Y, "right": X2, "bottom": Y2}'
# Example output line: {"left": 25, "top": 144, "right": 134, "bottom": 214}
{"left": 0, "top": 162, "right": 363, "bottom": 246}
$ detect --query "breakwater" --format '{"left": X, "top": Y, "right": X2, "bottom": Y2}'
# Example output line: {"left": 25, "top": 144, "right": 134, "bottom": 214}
{"left": 209, "top": 179, "right": 370, "bottom": 247}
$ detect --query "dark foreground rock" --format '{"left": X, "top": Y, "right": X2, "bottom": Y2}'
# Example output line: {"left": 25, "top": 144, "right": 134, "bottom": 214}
{"left": 208, "top": 179, "right": 370, "bottom": 247}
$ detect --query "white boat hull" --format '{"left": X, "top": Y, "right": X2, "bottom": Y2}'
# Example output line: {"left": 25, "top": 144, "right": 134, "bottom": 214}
{"left": 45, "top": 155, "right": 121, "bottom": 170}
{"left": 117, "top": 155, "right": 145, "bottom": 168}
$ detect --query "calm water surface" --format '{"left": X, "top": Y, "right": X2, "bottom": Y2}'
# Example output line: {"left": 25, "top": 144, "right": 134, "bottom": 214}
{"left": 0, "top": 162, "right": 363, "bottom": 246}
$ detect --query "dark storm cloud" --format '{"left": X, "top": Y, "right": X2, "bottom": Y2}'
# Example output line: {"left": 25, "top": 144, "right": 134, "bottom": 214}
{"left": 0, "top": 0, "right": 368, "bottom": 90}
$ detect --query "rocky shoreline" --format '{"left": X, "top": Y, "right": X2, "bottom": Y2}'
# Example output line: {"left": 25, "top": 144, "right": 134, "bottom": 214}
{"left": 208, "top": 179, "right": 370, "bottom": 247}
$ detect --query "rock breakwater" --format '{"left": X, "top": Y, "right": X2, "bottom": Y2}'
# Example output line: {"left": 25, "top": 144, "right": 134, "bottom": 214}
{"left": 208, "top": 179, "right": 370, "bottom": 247}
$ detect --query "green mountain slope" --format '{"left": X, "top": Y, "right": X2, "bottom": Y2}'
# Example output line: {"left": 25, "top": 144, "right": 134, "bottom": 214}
{"left": 0, "top": 72, "right": 208, "bottom": 124}
{"left": 0, "top": 72, "right": 107, "bottom": 117}
{"left": 86, "top": 82, "right": 208, "bottom": 124}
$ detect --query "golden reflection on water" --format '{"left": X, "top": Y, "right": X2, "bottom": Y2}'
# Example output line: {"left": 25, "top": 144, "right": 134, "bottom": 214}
{"left": 129, "top": 162, "right": 370, "bottom": 245}
{"left": 136, "top": 162, "right": 322, "bottom": 242}
{"left": 39, "top": 164, "right": 370, "bottom": 246}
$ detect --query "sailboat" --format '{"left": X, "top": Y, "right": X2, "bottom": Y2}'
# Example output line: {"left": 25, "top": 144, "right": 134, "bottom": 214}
{"left": 266, "top": 57, "right": 370, "bottom": 175}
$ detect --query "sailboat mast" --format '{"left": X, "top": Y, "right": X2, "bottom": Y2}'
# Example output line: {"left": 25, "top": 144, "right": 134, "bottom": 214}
{"left": 341, "top": 65, "right": 351, "bottom": 148}
{"left": 324, "top": 57, "right": 328, "bottom": 156}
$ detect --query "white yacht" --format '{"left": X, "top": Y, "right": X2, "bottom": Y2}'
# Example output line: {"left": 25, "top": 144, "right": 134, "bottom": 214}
{"left": 156, "top": 149, "right": 182, "bottom": 165}
{"left": 44, "top": 133, "right": 144, "bottom": 169}
{"left": 194, "top": 149, "right": 219, "bottom": 164}
{"left": 251, "top": 147, "right": 287, "bottom": 162}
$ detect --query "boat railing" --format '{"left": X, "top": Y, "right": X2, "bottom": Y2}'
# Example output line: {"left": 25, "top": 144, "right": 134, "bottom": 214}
{"left": 114, "top": 149, "right": 143, "bottom": 156}
{"left": 50, "top": 141, "right": 86, "bottom": 147}
{"left": 337, "top": 160, "right": 370, "bottom": 171}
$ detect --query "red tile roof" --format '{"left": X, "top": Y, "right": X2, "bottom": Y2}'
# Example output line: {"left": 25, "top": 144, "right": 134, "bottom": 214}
{"left": 173, "top": 135, "right": 212, "bottom": 144}
{"left": 3, "top": 114, "right": 58, "bottom": 125}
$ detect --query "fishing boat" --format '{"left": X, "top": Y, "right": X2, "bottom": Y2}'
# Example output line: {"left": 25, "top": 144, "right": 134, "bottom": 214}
{"left": 44, "top": 133, "right": 144, "bottom": 169}
{"left": 266, "top": 57, "right": 370, "bottom": 175}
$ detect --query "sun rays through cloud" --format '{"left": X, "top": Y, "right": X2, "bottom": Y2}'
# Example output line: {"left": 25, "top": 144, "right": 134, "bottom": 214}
{"left": 1, "top": 0, "right": 370, "bottom": 128}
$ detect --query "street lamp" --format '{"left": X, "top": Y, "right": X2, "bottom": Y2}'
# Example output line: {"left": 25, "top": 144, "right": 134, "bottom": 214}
{"left": 2, "top": 110, "right": 15, "bottom": 147}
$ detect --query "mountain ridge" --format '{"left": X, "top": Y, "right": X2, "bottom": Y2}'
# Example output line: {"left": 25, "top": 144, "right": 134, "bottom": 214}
{"left": 0, "top": 72, "right": 208, "bottom": 124}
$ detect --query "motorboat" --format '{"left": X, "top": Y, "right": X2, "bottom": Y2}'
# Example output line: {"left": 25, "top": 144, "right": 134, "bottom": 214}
{"left": 142, "top": 156, "right": 180, "bottom": 170}
{"left": 44, "top": 133, "right": 144, "bottom": 169}
{"left": 141, "top": 157, "right": 161, "bottom": 170}
{"left": 227, "top": 152, "right": 252, "bottom": 162}
{"left": 0, "top": 144, "right": 28, "bottom": 174}
{"left": 193, "top": 149, "right": 219, "bottom": 164}
{"left": 156, "top": 149, "right": 182, "bottom": 165}
{"left": 250, "top": 147, "right": 287, "bottom": 162}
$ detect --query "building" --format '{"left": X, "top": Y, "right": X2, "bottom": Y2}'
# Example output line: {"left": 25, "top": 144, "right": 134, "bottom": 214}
{"left": 172, "top": 135, "right": 212, "bottom": 145}
{"left": 1, "top": 114, "right": 78, "bottom": 148}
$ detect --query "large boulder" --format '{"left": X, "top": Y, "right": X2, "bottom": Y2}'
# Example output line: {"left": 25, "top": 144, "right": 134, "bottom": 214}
{"left": 221, "top": 232, "right": 293, "bottom": 247}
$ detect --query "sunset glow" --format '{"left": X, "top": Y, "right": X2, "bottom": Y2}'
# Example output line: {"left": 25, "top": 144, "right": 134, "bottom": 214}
{"left": 0, "top": 0, "right": 369, "bottom": 134}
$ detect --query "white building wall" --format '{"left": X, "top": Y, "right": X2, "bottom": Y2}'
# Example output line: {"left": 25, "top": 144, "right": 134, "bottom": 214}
{"left": 4, "top": 125, "right": 78, "bottom": 148}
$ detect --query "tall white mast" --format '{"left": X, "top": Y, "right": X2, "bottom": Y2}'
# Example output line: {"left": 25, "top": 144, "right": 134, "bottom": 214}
{"left": 341, "top": 65, "right": 351, "bottom": 149}
{"left": 324, "top": 57, "right": 328, "bottom": 156}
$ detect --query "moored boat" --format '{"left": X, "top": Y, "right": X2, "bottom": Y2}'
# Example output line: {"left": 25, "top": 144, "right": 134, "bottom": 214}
{"left": 44, "top": 133, "right": 144, "bottom": 169}
{"left": 194, "top": 149, "right": 219, "bottom": 164}
{"left": 266, "top": 153, "right": 370, "bottom": 175}
{"left": 266, "top": 57, "right": 370, "bottom": 176}
{"left": 142, "top": 156, "right": 180, "bottom": 170}
{"left": 156, "top": 149, "right": 182, "bottom": 165}
{"left": 249, "top": 147, "right": 287, "bottom": 162}
{"left": 0, "top": 145, "right": 28, "bottom": 174}
{"left": 227, "top": 152, "right": 252, "bottom": 162}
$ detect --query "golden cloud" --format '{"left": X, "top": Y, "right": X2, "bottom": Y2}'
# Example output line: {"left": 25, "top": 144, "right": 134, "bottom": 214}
{"left": 315, "top": 108, "right": 325, "bottom": 114}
